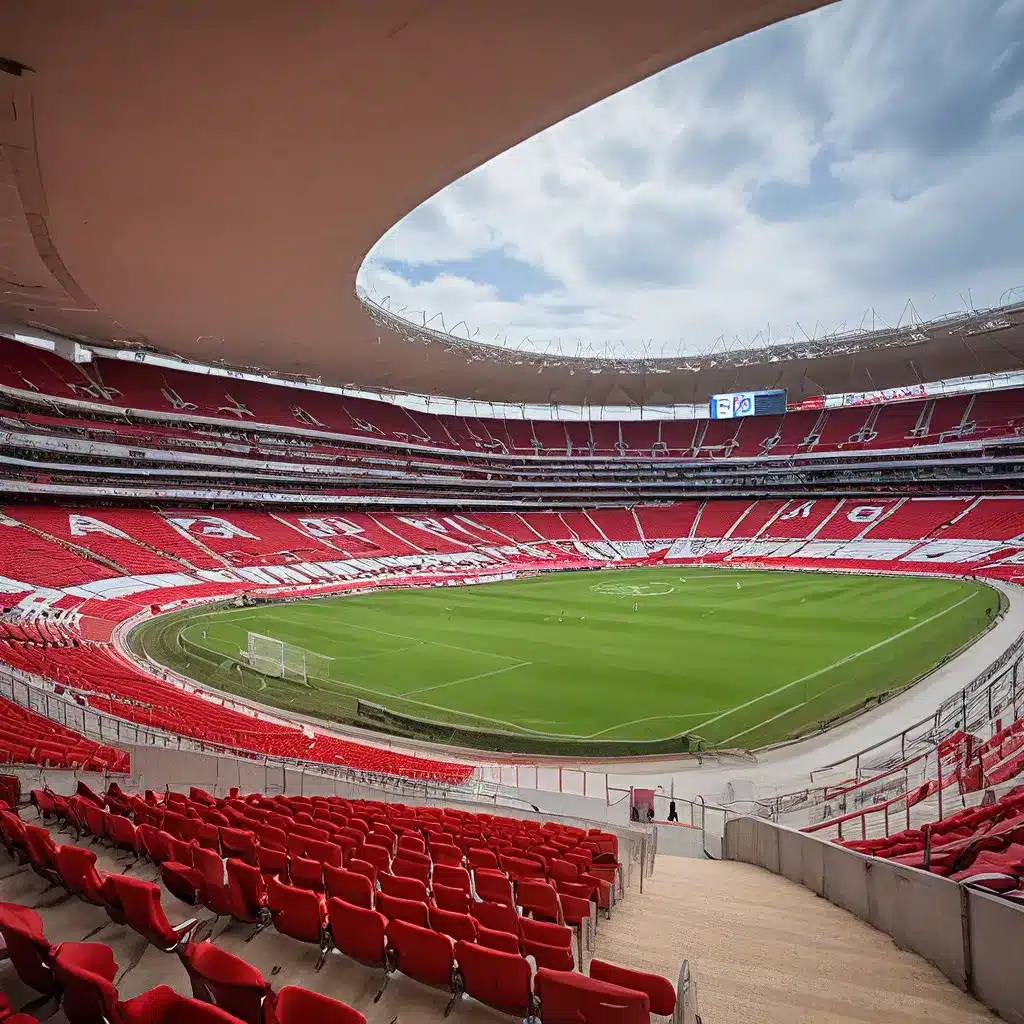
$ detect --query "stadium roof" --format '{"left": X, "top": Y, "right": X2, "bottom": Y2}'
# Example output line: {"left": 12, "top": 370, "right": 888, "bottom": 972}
{"left": 4, "top": 1, "right": 1024, "bottom": 407}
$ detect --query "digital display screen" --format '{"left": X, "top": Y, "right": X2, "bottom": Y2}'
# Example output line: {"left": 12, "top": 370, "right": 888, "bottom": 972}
{"left": 709, "top": 389, "right": 787, "bottom": 419}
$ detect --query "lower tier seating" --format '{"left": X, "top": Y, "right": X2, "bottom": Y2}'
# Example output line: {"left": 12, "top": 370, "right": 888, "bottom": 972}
{"left": 0, "top": 784, "right": 669, "bottom": 1024}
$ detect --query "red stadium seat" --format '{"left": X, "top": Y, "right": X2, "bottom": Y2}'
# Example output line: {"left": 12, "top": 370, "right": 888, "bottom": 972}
{"left": 476, "top": 925, "right": 521, "bottom": 955}
{"left": 452, "top": 939, "right": 535, "bottom": 1018}
{"left": 534, "top": 967, "right": 650, "bottom": 1024}
{"left": 347, "top": 857, "right": 379, "bottom": 887}
{"left": 21, "top": 825, "right": 62, "bottom": 887}
{"left": 375, "top": 890, "right": 429, "bottom": 927}
{"left": 106, "top": 876, "right": 198, "bottom": 952}
{"left": 431, "top": 882, "right": 471, "bottom": 914}
{"left": 384, "top": 919, "right": 456, "bottom": 1001}
{"left": 589, "top": 961, "right": 676, "bottom": 1018}
{"left": 522, "top": 938, "right": 574, "bottom": 972}
{"left": 265, "top": 986, "right": 366, "bottom": 1024}
{"left": 392, "top": 856, "right": 431, "bottom": 885}
{"left": 326, "top": 897, "right": 388, "bottom": 967}
{"left": 256, "top": 847, "right": 288, "bottom": 881}
{"left": 266, "top": 877, "right": 329, "bottom": 969}
{"left": 324, "top": 865, "right": 374, "bottom": 909}
{"left": 52, "top": 941, "right": 121, "bottom": 1024}
{"left": 432, "top": 864, "right": 471, "bottom": 893}
{"left": 0, "top": 903, "right": 57, "bottom": 1000}
{"left": 289, "top": 856, "right": 325, "bottom": 894}
{"left": 428, "top": 905, "right": 478, "bottom": 944}
{"left": 470, "top": 900, "right": 519, "bottom": 934}
{"left": 474, "top": 870, "right": 514, "bottom": 906}
{"left": 159, "top": 862, "right": 206, "bottom": 907}
{"left": 378, "top": 871, "right": 428, "bottom": 903}
{"left": 516, "top": 876, "right": 565, "bottom": 925}
{"left": 54, "top": 845, "right": 108, "bottom": 907}
{"left": 117, "top": 985, "right": 253, "bottom": 1024}
{"left": 179, "top": 941, "right": 271, "bottom": 1024}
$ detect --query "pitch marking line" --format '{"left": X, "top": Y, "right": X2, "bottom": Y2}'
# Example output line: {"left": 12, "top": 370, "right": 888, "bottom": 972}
{"left": 584, "top": 709, "right": 729, "bottom": 739}
{"left": 400, "top": 660, "right": 533, "bottom": 697}
{"left": 692, "top": 591, "right": 980, "bottom": 739}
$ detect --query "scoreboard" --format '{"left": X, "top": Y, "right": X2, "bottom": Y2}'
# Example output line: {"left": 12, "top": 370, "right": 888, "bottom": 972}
{"left": 709, "top": 389, "right": 787, "bottom": 419}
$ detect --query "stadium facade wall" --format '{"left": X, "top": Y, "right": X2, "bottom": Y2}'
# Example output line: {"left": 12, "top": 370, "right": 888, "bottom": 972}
{"left": 723, "top": 816, "right": 1024, "bottom": 1020}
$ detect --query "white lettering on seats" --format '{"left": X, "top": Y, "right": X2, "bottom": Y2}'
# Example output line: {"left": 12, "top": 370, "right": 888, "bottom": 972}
{"left": 847, "top": 505, "right": 885, "bottom": 523}
{"left": 398, "top": 516, "right": 448, "bottom": 534}
{"left": 167, "top": 516, "right": 258, "bottom": 539}
{"left": 296, "top": 516, "right": 365, "bottom": 539}
{"left": 68, "top": 514, "right": 132, "bottom": 539}
{"left": 779, "top": 501, "right": 815, "bottom": 520}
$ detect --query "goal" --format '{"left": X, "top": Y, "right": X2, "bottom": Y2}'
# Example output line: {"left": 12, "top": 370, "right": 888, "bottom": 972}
{"left": 246, "top": 632, "right": 333, "bottom": 685}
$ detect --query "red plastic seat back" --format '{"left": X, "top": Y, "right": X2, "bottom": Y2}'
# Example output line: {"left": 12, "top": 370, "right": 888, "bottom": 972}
{"left": 347, "top": 857, "right": 378, "bottom": 887}
{"left": 433, "top": 864, "right": 471, "bottom": 893}
{"left": 326, "top": 898, "right": 387, "bottom": 965}
{"left": 536, "top": 968, "right": 650, "bottom": 1024}
{"left": 324, "top": 865, "right": 373, "bottom": 909}
{"left": 357, "top": 844, "right": 390, "bottom": 873}
{"left": 52, "top": 942, "right": 119, "bottom": 1024}
{"left": 392, "top": 856, "right": 430, "bottom": 885}
{"left": 430, "top": 844, "right": 463, "bottom": 867}
{"left": 588, "top": 961, "right": 676, "bottom": 1017}
{"left": 378, "top": 872, "right": 428, "bottom": 903}
{"left": 267, "top": 877, "right": 324, "bottom": 943}
{"left": 477, "top": 926, "right": 521, "bottom": 955}
{"left": 474, "top": 870, "right": 514, "bottom": 906}
{"left": 375, "top": 890, "right": 429, "bottom": 927}
{"left": 180, "top": 941, "right": 269, "bottom": 1024}
{"left": 520, "top": 917, "right": 572, "bottom": 948}
{"left": 111, "top": 875, "right": 182, "bottom": 946}
{"left": 523, "top": 938, "right": 574, "bottom": 972}
{"left": 454, "top": 939, "right": 533, "bottom": 1017}
{"left": 385, "top": 919, "right": 454, "bottom": 986}
{"left": 267, "top": 986, "right": 366, "bottom": 1024}
{"left": 0, "top": 903, "right": 56, "bottom": 996}
{"left": 227, "top": 859, "right": 267, "bottom": 919}
{"left": 470, "top": 900, "right": 519, "bottom": 934}
{"left": 192, "top": 846, "right": 226, "bottom": 890}
{"left": 431, "top": 882, "right": 471, "bottom": 914}
{"left": 428, "top": 905, "right": 477, "bottom": 944}
{"left": 54, "top": 845, "right": 105, "bottom": 902}
{"left": 518, "top": 879, "right": 560, "bottom": 921}
{"left": 289, "top": 856, "right": 325, "bottom": 893}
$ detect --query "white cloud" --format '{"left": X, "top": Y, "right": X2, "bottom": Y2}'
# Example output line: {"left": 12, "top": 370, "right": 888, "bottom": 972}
{"left": 359, "top": 0, "right": 1024, "bottom": 358}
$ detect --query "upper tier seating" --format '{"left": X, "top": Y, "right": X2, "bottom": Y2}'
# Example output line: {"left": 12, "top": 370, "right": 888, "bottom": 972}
{"left": 3, "top": 338, "right": 1022, "bottom": 459}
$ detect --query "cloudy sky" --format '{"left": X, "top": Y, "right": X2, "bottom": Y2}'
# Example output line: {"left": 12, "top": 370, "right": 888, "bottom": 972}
{"left": 359, "top": 0, "right": 1024, "bottom": 360}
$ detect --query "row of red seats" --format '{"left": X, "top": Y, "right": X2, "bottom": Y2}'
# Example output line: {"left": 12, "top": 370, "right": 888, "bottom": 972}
{"left": 1, "top": 798, "right": 675, "bottom": 1023}
{"left": 0, "top": 638, "right": 471, "bottom": 783}
{"left": 0, "top": 901, "right": 364, "bottom": 1024}
{"left": 4, "top": 336, "right": 1021, "bottom": 457}
{"left": 839, "top": 785, "right": 1024, "bottom": 902}
{"left": 37, "top": 784, "right": 620, "bottom": 965}
{"left": 0, "top": 696, "right": 129, "bottom": 773}
{"left": 5, "top": 498, "right": 1024, "bottom": 588}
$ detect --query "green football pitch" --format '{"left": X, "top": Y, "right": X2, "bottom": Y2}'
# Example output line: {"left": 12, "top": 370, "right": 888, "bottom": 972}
{"left": 135, "top": 567, "right": 998, "bottom": 752}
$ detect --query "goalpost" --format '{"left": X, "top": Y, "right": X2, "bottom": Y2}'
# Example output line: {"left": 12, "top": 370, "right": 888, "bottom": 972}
{"left": 246, "top": 632, "right": 333, "bottom": 685}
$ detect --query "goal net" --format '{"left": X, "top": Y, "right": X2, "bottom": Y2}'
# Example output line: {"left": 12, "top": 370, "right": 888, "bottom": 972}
{"left": 246, "top": 632, "right": 333, "bottom": 685}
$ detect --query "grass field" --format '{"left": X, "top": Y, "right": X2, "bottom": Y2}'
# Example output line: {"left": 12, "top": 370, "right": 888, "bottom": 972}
{"left": 133, "top": 567, "right": 999, "bottom": 752}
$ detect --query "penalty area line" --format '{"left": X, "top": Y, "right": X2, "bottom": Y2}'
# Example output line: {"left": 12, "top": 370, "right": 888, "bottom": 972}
{"left": 400, "top": 661, "right": 533, "bottom": 697}
{"left": 692, "top": 591, "right": 980, "bottom": 740}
